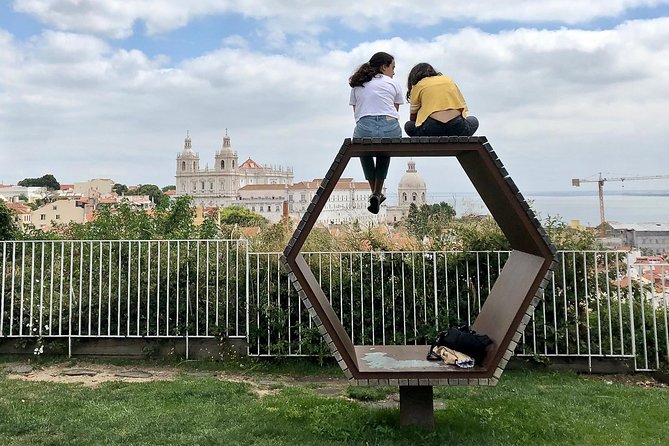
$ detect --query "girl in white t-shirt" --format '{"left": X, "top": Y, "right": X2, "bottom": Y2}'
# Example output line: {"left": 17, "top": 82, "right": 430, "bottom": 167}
{"left": 349, "top": 52, "right": 404, "bottom": 214}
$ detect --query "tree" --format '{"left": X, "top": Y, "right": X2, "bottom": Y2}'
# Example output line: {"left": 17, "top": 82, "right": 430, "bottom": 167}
{"left": 440, "top": 215, "right": 509, "bottom": 251}
{"left": 154, "top": 195, "right": 196, "bottom": 239}
{"left": 127, "top": 184, "right": 168, "bottom": 207}
{"left": 251, "top": 217, "right": 293, "bottom": 251}
{"left": 219, "top": 206, "right": 267, "bottom": 227}
{"left": 18, "top": 174, "right": 60, "bottom": 190}
{"left": 543, "top": 215, "right": 600, "bottom": 250}
{"left": 405, "top": 201, "right": 456, "bottom": 242}
{"left": 161, "top": 185, "right": 176, "bottom": 192}
{"left": 0, "top": 201, "right": 19, "bottom": 240}
{"left": 61, "top": 195, "right": 198, "bottom": 240}
{"left": 112, "top": 183, "right": 128, "bottom": 195}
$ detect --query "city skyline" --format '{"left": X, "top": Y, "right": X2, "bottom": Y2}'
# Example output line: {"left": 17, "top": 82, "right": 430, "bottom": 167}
{"left": 1, "top": 1, "right": 669, "bottom": 194}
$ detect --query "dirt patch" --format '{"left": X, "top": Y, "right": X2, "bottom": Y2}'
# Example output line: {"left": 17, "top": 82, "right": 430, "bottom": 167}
{"left": 4, "top": 362, "right": 176, "bottom": 388}
{"left": 1, "top": 361, "right": 337, "bottom": 398}
{"left": 589, "top": 373, "right": 668, "bottom": 389}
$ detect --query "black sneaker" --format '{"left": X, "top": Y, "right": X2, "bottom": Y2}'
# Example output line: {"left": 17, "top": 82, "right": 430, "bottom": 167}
{"left": 367, "top": 194, "right": 380, "bottom": 214}
{"left": 379, "top": 194, "right": 386, "bottom": 205}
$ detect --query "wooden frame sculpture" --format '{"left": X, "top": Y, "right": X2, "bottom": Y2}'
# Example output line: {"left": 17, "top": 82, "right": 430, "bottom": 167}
{"left": 279, "top": 136, "right": 556, "bottom": 426}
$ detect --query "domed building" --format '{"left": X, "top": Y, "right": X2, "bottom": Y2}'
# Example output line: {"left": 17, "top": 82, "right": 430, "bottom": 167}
{"left": 386, "top": 159, "right": 428, "bottom": 224}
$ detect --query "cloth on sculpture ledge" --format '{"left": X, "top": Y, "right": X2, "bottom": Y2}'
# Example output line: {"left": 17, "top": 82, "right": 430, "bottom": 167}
{"left": 433, "top": 346, "right": 475, "bottom": 368}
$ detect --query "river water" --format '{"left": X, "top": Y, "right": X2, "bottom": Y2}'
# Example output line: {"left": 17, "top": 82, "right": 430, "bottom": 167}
{"left": 431, "top": 192, "right": 669, "bottom": 226}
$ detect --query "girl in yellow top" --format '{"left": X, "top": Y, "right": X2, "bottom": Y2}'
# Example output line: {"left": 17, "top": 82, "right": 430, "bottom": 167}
{"left": 404, "top": 63, "right": 479, "bottom": 137}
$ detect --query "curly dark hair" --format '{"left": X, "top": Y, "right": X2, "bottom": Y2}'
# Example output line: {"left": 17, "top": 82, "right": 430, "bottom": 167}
{"left": 406, "top": 62, "right": 441, "bottom": 101}
{"left": 348, "top": 52, "right": 394, "bottom": 88}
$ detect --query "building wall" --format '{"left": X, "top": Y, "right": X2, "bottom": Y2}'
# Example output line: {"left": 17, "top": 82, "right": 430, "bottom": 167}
{"left": 288, "top": 180, "right": 384, "bottom": 226}
{"left": 74, "top": 179, "right": 114, "bottom": 197}
{"left": 632, "top": 231, "right": 669, "bottom": 254}
{"left": 5, "top": 203, "right": 32, "bottom": 228}
{"left": 31, "top": 200, "right": 86, "bottom": 230}
{"left": 607, "top": 224, "right": 669, "bottom": 254}
{"left": 0, "top": 186, "right": 48, "bottom": 202}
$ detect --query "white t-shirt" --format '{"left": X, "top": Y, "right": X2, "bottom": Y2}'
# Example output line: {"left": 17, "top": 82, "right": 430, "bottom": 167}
{"left": 349, "top": 74, "right": 404, "bottom": 122}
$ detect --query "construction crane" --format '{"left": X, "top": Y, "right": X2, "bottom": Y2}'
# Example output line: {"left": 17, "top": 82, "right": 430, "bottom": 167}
{"left": 571, "top": 173, "right": 669, "bottom": 230}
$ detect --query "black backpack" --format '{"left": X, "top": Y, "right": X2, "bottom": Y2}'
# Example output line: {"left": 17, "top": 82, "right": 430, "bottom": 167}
{"left": 427, "top": 325, "right": 493, "bottom": 365}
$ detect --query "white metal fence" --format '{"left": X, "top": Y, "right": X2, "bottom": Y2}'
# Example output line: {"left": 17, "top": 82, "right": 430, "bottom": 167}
{"left": 1, "top": 241, "right": 667, "bottom": 371}
{"left": 0, "top": 240, "right": 248, "bottom": 344}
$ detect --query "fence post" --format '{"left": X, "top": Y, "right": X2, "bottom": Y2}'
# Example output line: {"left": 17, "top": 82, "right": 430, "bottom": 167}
{"left": 626, "top": 251, "right": 637, "bottom": 371}
{"left": 245, "top": 240, "right": 250, "bottom": 356}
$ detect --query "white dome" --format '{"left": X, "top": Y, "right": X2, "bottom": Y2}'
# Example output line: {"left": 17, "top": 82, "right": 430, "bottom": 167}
{"left": 398, "top": 160, "right": 426, "bottom": 189}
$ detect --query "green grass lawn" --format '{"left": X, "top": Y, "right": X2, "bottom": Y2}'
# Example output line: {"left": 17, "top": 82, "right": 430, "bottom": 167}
{"left": 0, "top": 359, "right": 667, "bottom": 446}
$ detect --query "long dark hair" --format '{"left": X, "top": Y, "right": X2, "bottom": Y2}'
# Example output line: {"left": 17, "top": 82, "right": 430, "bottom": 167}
{"left": 406, "top": 62, "right": 441, "bottom": 101}
{"left": 349, "top": 52, "right": 394, "bottom": 88}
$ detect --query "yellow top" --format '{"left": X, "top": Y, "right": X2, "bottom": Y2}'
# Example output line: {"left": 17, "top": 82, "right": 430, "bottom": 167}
{"left": 410, "top": 75, "right": 468, "bottom": 127}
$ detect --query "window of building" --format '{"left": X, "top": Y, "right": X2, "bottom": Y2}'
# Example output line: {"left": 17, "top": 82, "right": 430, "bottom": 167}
{"left": 221, "top": 160, "right": 225, "bottom": 170}
{"left": 55, "top": 215, "right": 60, "bottom": 220}
{"left": 251, "top": 206, "right": 255, "bottom": 212}
{"left": 232, "top": 160, "right": 235, "bottom": 168}
{"left": 412, "top": 193, "right": 417, "bottom": 201}
{"left": 201, "top": 181, "right": 205, "bottom": 190}
{"left": 182, "top": 161, "right": 186, "bottom": 171}
{"left": 40, "top": 214, "right": 46, "bottom": 221}
{"left": 403, "top": 192, "right": 407, "bottom": 202}
{"left": 275, "top": 205, "right": 280, "bottom": 212}
{"left": 210, "top": 182, "right": 213, "bottom": 190}
{"left": 422, "top": 192, "right": 425, "bottom": 201}
{"left": 193, "top": 161, "right": 196, "bottom": 170}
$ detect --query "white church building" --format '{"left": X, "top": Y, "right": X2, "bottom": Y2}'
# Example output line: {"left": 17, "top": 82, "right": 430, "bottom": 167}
{"left": 175, "top": 132, "right": 428, "bottom": 226}
{"left": 175, "top": 132, "right": 293, "bottom": 207}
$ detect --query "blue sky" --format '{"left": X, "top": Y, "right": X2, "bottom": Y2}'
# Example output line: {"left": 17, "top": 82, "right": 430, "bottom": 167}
{"left": 1, "top": 0, "right": 669, "bottom": 197}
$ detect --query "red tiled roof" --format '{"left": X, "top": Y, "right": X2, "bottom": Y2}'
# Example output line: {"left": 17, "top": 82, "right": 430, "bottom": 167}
{"left": 239, "top": 226, "right": 261, "bottom": 237}
{"left": 5, "top": 202, "right": 32, "bottom": 214}
{"left": 239, "top": 158, "right": 262, "bottom": 169}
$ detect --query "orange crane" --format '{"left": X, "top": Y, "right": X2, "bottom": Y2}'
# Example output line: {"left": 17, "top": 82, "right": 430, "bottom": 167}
{"left": 571, "top": 173, "right": 669, "bottom": 230}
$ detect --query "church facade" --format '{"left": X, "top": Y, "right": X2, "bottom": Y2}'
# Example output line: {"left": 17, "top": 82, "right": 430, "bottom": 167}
{"left": 175, "top": 132, "right": 428, "bottom": 226}
{"left": 175, "top": 132, "right": 293, "bottom": 207}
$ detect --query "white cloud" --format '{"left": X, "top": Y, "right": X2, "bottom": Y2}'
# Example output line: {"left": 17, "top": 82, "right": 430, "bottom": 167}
{"left": 1, "top": 17, "right": 668, "bottom": 195}
{"left": 13, "top": 0, "right": 669, "bottom": 38}
{"left": 221, "top": 34, "right": 248, "bottom": 49}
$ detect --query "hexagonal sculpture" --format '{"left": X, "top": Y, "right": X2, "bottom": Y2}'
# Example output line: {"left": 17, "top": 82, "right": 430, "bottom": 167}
{"left": 280, "top": 136, "right": 556, "bottom": 387}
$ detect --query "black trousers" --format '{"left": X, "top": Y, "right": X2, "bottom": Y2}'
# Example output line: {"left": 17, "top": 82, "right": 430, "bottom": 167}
{"left": 404, "top": 115, "right": 479, "bottom": 137}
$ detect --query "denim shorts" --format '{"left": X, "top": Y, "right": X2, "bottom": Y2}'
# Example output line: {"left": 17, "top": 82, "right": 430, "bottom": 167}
{"left": 353, "top": 115, "right": 402, "bottom": 138}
